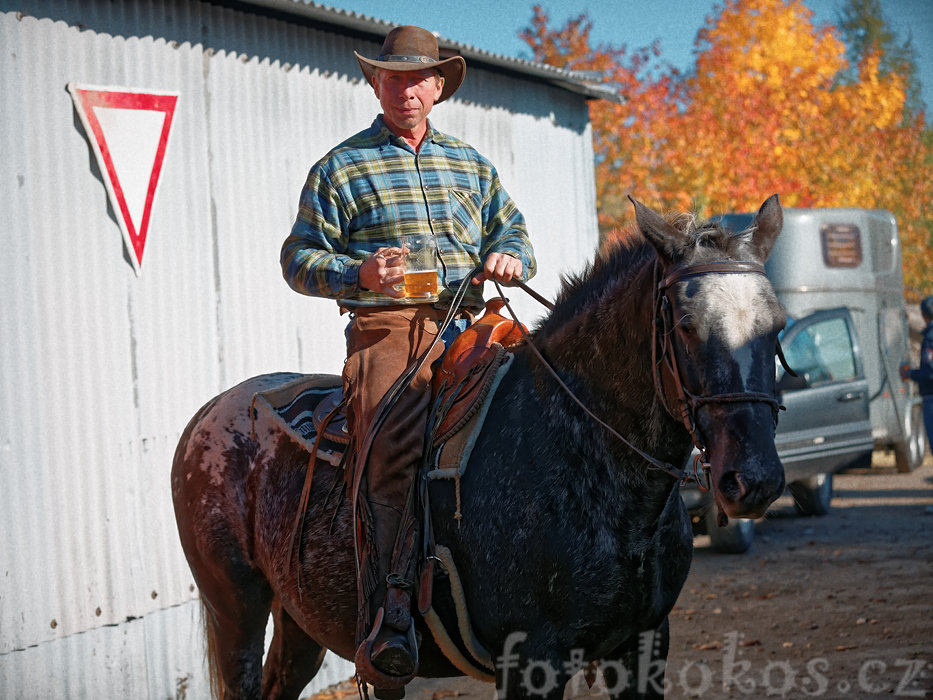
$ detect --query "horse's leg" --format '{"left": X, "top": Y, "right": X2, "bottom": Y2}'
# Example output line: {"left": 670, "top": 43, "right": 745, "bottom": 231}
{"left": 261, "top": 598, "right": 327, "bottom": 700}
{"left": 198, "top": 558, "right": 274, "bottom": 700}
{"left": 600, "top": 620, "right": 670, "bottom": 700}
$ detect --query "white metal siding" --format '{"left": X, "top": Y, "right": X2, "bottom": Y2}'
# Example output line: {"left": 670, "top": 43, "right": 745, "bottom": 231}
{"left": 0, "top": 1, "right": 598, "bottom": 696}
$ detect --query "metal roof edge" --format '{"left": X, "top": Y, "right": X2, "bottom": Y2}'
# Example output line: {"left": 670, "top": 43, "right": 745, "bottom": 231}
{"left": 235, "top": 0, "right": 620, "bottom": 102}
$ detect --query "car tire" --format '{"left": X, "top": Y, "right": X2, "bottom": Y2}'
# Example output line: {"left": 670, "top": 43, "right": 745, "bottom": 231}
{"left": 790, "top": 473, "right": 833, "bottom": 516}
{"left": 895, "top": 402, "right": 926, "bottom": 473}
{"left": 704, "top": 507, "right": 755, "bottom": 554}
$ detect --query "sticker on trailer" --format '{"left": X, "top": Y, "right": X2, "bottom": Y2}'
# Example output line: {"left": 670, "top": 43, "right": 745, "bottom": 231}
{"left": 68, "top": 83, "right": 178, "bottom": 275}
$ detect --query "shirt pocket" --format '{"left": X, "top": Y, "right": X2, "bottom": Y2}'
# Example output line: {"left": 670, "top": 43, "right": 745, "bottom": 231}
{"left": 448, "top": 187, "right": 483, "bottom": 250}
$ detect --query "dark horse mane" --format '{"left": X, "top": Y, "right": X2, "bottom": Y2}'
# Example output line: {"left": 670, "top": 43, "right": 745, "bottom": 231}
{"left": 520, "top": 212, "right": 758, "bottom": 488}
{"left": 536, "top": 212, "right": 750, "bottom": 337}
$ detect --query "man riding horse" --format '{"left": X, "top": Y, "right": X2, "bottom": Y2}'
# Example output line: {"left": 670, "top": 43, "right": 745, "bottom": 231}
{"left": 279, "top": 25, "right": 537, "bottom": 695}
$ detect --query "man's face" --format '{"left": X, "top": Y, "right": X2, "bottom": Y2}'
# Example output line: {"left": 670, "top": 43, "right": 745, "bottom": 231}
{"left": 373, "top": 68, "right": 444, "bottom": 135}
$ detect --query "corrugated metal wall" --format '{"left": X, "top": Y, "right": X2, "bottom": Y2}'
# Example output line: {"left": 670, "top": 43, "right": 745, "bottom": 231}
{"left": 0, "top": 1, "right": 599, "bottom": 697}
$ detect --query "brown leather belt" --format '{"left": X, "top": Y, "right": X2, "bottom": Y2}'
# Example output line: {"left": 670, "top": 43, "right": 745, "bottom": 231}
{"left": 342, "top": 304, "right": 474, "bottom": 322}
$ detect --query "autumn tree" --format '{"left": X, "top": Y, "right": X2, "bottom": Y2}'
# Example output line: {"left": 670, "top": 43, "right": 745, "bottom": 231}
{"left": 678, "top": 0, "right": 931, "bottom": 297}
{"left": 677, "top": 0, "right": 910, "bottom": 208}
{"left": 835, "top": 0, "right": 931, "bottom": 298}
{"left": 837, "top": 0, "right": 925, "bottom": 117}
{"left": 520, "top": 0, "right": 932, "bottom": 298}
{"left": 519, "top": 5, "right": 682, "bottom": 230}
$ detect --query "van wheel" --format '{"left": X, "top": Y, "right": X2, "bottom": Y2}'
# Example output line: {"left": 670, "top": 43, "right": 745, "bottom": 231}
{"left": 790, "top": 473, "right": 832, "bottom": 516}
{"left": 895, "top": 402, "right": 926, "bottom": 473}
{"left": 704, "top": 507, "right": 755, "bottom": 554}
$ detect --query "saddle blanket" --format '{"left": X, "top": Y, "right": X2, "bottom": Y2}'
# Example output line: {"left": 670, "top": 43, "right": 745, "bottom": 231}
{"left": 250, "top": 374, "right": 344, "bottom": 461}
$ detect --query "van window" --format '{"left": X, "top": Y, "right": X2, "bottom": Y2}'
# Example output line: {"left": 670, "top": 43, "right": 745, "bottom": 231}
{"left": 782, "top": 317, "right": 857, "bottom": 385}
{"left": 868, "top": 217, "right": 895, "bottom": 273}
{"left": 820, "top": 223, "right": 862, "bottom": 267}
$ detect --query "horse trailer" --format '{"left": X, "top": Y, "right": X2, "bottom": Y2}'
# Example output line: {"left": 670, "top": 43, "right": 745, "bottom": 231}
{"left": 720, "top": 207, "right": 925, "bottom": 472}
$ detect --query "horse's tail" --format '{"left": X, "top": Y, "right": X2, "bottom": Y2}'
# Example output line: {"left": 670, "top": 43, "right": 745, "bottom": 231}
{"left": 201, "top": 598, "right": 225, "bottom": 700}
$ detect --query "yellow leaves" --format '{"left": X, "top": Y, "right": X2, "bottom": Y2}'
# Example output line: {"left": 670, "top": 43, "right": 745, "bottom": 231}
{"left": 519, "top": 1, "right": 931, "bottom": 298}
{"left": 663, "top": 0, "right": 925, "bottom": 218}
{"left": 696, "top": 0, "right": 845, "bottom": 102}
{"left": 781, "top": 126, "right": 802, "bottom": 143}
{"left": 848, "top": 51, "right": 907, "bottom": 129}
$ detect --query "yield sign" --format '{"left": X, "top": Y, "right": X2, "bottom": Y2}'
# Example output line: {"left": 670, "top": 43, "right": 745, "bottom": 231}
{"left": 68, "top": 83, "right": 178, "bottom": 274}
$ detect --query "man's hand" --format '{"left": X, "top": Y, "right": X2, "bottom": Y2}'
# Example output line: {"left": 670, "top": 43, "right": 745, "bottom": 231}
{"left": 359, "top": 247, "right": 406, "bottom": 297}
{"left": 473, "top": 252, "right": 523, "bottom": 286}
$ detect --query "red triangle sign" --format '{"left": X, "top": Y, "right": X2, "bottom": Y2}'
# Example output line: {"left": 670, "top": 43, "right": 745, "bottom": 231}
{"left": 68, "top": 83, "right": 178, "bottom": 274}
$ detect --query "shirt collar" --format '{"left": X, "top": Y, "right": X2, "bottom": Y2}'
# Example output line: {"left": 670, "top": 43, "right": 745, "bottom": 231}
{"left": 370, "top": 115, "right": 449, "bottom": 151}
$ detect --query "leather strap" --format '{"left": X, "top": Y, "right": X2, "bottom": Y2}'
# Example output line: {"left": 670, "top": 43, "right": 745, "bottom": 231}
{"left": 653, "top": 260, "right": 782, "bottom": 468}
{"left": 660, "top": 260, "right": 766, "bottom": 289}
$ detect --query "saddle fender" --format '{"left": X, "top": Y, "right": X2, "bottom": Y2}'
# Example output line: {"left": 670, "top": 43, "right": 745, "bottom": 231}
{"left": 432, "top": 298, "right": 526, "bottom": 396}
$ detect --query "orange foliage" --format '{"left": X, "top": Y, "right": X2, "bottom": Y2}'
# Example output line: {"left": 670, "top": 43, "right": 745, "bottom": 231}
{"left": 520, "top": 0, "right": 932, "bottom": 299}
{"left": 519, "top": 6, "right": 685, "bottom": 230}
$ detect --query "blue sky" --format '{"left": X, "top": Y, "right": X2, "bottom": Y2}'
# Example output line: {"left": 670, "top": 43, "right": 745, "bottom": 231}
{"left": 323, "top": 0, "right": 933, "bottom": 109}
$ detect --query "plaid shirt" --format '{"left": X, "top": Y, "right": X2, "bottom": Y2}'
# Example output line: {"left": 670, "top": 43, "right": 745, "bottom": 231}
{"left": 281, "top": 116, "right": 536, "bottom": 311}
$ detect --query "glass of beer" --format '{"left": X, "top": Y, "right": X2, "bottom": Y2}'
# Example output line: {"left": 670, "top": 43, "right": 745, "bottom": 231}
{"left": 401, "top": 234, "right": 439, "bottom": 300}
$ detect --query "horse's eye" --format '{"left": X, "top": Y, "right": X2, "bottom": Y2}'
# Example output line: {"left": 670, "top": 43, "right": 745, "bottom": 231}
{"left": 676, "top": 317, "right": 696, "bottom": 335}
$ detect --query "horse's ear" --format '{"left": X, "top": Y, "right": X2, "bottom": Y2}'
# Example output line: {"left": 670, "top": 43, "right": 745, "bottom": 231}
{"left": 628, "top": 195, "right": 685, "bottom": 262}
{"left": 748, "top": 194, "right": 782, "bottom": 261}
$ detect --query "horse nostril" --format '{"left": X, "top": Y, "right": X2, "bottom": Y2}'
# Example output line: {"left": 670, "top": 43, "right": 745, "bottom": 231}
{"left": 719, "top": 471, "right": 747, "bottom": 502}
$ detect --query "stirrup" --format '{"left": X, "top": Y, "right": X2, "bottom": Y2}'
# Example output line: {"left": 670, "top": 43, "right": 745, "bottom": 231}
{"left": 355, "top": 607, "right": 418, "bottom": 690}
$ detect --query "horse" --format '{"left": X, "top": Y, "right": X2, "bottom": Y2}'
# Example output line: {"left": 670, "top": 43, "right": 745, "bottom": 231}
{"left": 171, "top": 195, "right": 788, "bottom": 700}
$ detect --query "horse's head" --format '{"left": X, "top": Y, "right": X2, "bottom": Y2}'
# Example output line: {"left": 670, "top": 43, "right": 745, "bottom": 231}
{"left": 631, "top": 195, "right": 786, "bottom": 520}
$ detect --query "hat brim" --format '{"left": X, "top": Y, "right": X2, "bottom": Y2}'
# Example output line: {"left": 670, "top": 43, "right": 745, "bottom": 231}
{"left": 355, "top": 52, "right": 465, "bottom": 104}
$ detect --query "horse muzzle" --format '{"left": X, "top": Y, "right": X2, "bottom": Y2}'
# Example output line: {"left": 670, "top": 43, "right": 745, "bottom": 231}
{"left": 705, "top": 421, "right": 786, "bottom": 519}
{"left": 714, "top": 463, "right": 785, "bottom": 519}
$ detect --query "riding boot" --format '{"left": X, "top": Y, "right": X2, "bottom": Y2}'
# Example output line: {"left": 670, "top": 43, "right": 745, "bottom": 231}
{"left": 372, "top": 503, "right": 417, "bottom": 671}
{"left": 355, "top": 502, "right": 420, "bottom": 695}
{"left": 356, "top": 446, "right": 419, "bottom": 700}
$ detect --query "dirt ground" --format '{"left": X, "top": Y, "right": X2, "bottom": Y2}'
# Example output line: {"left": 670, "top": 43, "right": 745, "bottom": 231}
{"left": 311, "top": 452, "right": 933, "bottom": 700}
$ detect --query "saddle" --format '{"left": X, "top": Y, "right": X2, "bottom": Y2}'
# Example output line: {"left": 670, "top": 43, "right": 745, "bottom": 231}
{"left": 310, "top": 298, "right": 526, "bottom": 447}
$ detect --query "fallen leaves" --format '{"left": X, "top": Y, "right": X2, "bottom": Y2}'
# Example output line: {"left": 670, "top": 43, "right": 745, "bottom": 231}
{"left": 308, "top": 680, "right": 357, "bottom": 700}
{"left": 693, "top": 640, "right": 723, "bottom": 651}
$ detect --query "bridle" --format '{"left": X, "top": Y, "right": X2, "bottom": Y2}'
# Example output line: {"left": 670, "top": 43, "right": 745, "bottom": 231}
{"left": 492, "top": 257, "right": 794, "bottom": 489}
{"left": 652, "top": 260, "right": 791, "bottom": 490}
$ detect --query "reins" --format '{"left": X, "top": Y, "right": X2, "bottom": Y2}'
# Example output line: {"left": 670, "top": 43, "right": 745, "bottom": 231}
{"left": 498, "top": 258, "right": 792, "bottom": 489}
{"left": 492, "top": 277, "right": 691, "bottom": 483}
{"left": 347, "top": 270, "right": 481, "bottom": 594}
{"left": 344, "top": 257, "right": 790, "bottom": 587}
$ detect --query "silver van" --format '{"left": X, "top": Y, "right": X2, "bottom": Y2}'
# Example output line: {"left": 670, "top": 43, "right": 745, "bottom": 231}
{"left": 720, "top": 207, "right": 926, "bottom": 472}
{"left": 685, "top": 208, "right": 926, "bottom": 553}
{"left": 682, "top": 303, "right": 875, "bottom": 552}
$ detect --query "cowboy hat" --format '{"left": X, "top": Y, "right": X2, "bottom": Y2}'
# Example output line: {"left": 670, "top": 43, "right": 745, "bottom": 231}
{"left": 355, "top": 26, "right": 466, "bottom": 104}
